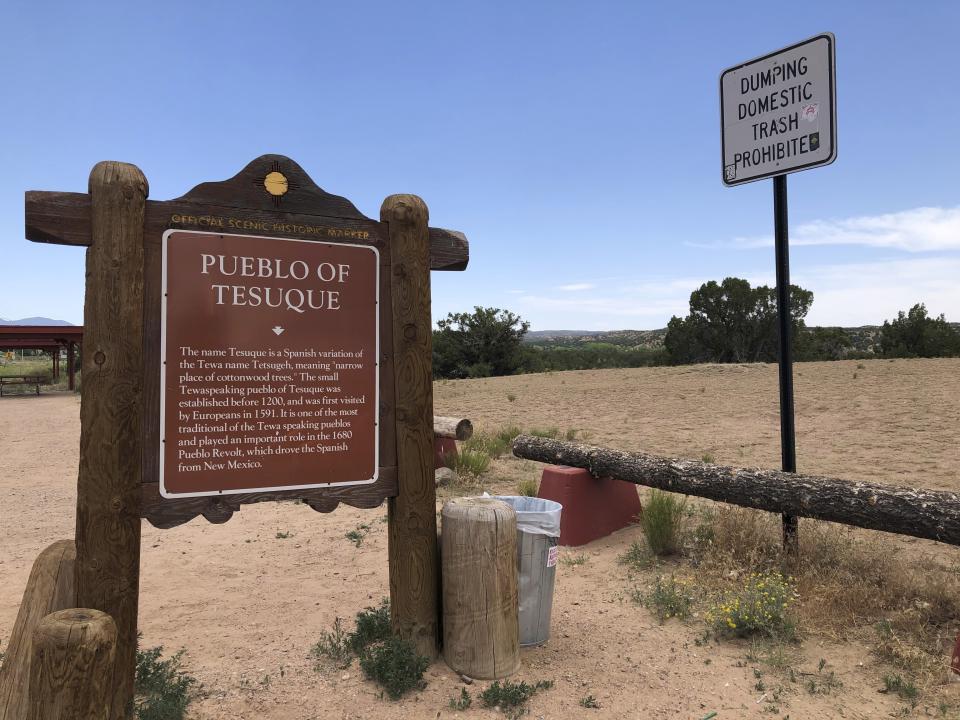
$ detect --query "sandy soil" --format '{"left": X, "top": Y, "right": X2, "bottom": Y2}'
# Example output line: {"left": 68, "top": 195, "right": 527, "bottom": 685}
{"left": 2, "top": 358, "right": 959, "bottom": 719}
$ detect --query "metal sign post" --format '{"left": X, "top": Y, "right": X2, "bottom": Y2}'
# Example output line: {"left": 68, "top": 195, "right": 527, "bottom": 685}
{"left": 721, "top": 33, "right": 837, "bottom": 549}
{"left": 773, "top": 174, "right": 797, "bottom": 545}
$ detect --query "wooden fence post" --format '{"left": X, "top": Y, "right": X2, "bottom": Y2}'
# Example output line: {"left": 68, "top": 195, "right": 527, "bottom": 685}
{"left": 75, "top": 161, "right": 147, "bottom": 718}
{"left": 0, "top": 539, "right": 76, "bottom": 719}
{"left": 28, "top": 609, "right": 117, "bottom": 720}
{"left": 381, "top": 194, "right": 439, "bottom": 659}
{"left": 441, "top": 498, "right": 519, "bottom": 679}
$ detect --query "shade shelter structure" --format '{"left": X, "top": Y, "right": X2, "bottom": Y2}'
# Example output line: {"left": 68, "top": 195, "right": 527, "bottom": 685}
{"left": 0, "top": 325, "right": 83, "bottom": 390}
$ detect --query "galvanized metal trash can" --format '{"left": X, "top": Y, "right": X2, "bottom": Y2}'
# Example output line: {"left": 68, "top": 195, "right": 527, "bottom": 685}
{"left": 494, "top": 496, "right": 562, "bottom": 646}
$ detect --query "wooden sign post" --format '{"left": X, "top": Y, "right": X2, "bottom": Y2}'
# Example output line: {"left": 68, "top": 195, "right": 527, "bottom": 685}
{"left": 25, "top": 155, "right": 469, "bottom": 715}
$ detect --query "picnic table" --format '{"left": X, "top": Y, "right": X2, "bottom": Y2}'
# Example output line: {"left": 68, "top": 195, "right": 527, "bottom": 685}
{"left": 0, "top": 375, "right": 45, "bottom": 396}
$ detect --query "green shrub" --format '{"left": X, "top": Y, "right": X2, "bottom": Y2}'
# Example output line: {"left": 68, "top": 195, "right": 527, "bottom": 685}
{"left": 134, "top": 645, "right": 199, "bottom": 720}
{"left": 493, "top": 425, "right": 523, "bottom": 456}
{"left": 345, "top": 522, "right": 371, "bottom": 547}
{"left": 349, "top": 599, "right": 392, "bottom": 653}
{"left": 449, "top": 687, "right": 472, "bottom": 710}
{"left": 641, "top": 575, "right": 695, "bottom": 623}
{"left": 309, "top": 617, "right": 352, "bottom": 669}
{"left": 463, "top": 425, "right": 522, "bottom": 459}
{"left": 882, "top": 674, "right": 918, "bottom": 705}
{"left": 705, "top": 571, "right": 795, "bottom": 639}
{"left": 528, "top": 427, "right": 560, "bottom": 439}
{"left": 358, "top": 636, "right": 429, "bottom": 700}
{"left": 461, "top": 435, "right": 486, "bottom": 454}
{"left": 445, "top": 448, "right": 490, "bottom": 478}
{"left": 618, "top": 540, "right": 653, "bottom": 571}
{"left": 311, "top": 599, "right": 392, "bottom": 670}
{"left": 579, "top": 694, "right": 600, "bottom": 708}
{"left": 640, "top": 490, "right": 686, "bottom": 556}
{"left": 480, "top": 679, "right": 553, "bottom": 717}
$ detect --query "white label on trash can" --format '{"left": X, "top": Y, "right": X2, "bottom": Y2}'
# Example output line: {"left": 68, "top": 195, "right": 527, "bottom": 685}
{"left": 546, "top": 546, "right": 559, "bottom": 568}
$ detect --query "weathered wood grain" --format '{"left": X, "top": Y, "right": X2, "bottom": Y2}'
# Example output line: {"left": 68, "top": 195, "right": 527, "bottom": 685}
{"left": 0, "top": 540, "right": 76, "bottom": 720}
{"left": 172, "top": 154, "right": 367, "bottom": 217}
{"left": 24, "top": 191, "right": 91, "bottom": 246}
{"left": 426, "top": 228, "right": 469, "bottom": 271}
{"left": 25, "top": 193, "right": 469, "bottom": 270}
{"left": 512, "top": 436, "right": 960, "bottom": 546}
{"left": 27, "top": 609, "right": 117, "bottom": 720}
{"left": 441, "top": 498, "right": 519, "bottom": 680}
{"left": 433, "top": 416, "right": 473, "bottom": 441}
{"left": 382, "top": 194, "right": 440, "bottom": 659}
{"left": 139, "top": 468, "right": 397, "bottom": 528}
{"left": 75, "top": 161, "right": 146, "bottom": 719}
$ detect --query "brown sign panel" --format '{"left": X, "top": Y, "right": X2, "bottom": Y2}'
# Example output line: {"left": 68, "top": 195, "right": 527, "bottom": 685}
{"left": 161, "top": 230, "right": 379, "bottom": 497}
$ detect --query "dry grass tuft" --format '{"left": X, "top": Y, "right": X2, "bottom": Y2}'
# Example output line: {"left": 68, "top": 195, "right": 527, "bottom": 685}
{"left": 689, "top": 505, "right": 960, "bottom": 691}
{"left": 517, "top": 477, "right": 539, "bottom": 497}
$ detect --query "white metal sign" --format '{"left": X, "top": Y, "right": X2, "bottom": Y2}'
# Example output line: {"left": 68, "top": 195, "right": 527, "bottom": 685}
{"left": 720, "top": 33, "right": 836, "bottom": 186}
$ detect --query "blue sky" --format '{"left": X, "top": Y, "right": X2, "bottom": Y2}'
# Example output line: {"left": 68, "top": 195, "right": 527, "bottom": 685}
{"left": 2, "top": 1, "right": 958, "bottom": 330}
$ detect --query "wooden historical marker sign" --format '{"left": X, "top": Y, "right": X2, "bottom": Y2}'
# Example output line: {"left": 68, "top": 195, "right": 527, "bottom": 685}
{"left": 26, "top": 154, "right": 469, "bottom": 528}
{"left": 23, "top": 155, "right": 466, "bottom": 714}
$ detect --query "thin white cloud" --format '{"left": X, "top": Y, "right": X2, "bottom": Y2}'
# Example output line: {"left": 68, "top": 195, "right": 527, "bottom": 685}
{"left": 693, "top": 206, "right": 960, "bottom": 252}
{"left": 516, "top": 277, "right": 704, "bottom": 321}
{"left": 797, "top": 256, "right": 960, "bottom": 327}
{"left": 512, "top": 259, "right": 960, "bottom": 329}
{"left": 557, "top": 283, "right": 595, "bottom": 291}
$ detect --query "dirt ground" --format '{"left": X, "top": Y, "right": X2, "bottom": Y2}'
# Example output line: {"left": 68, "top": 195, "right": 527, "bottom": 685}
{"left": 1, "top": 358, "right": 959, "bottom": 719}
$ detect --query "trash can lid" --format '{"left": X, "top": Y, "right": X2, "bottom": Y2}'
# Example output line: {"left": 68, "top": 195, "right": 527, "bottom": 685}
{"left": 492, "top": 495, "right": 562, "bottom": 537}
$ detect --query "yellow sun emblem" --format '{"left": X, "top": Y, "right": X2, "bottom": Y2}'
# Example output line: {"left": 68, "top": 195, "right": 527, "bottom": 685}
{"left": 263, "top": 171, "right": 289, "bottom": 197}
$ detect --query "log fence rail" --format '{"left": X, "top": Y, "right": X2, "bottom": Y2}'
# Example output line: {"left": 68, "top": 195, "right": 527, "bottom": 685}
{"left": 512, "top": 435, "right": 960, "bottom": 546}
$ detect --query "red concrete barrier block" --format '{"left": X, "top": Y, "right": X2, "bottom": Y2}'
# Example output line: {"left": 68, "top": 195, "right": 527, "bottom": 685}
{"left": 434, "top": 437, "right": 457, "bottom": 470}
{"left": 536, "top": 465, "right": 642, "bottom": 547}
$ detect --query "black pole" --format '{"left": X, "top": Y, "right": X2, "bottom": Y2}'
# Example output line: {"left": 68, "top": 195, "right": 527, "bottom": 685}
{"left": 773, "top": 174, "right": 798, "bottom": 549}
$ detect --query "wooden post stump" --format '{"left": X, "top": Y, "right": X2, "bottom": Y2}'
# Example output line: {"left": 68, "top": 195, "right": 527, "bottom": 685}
{"left": 0, "top": 540, "right": 76, "bottom": 720}
{"left": 28, "top": 609, "right": 117, "bottom": 720}
{"left": 441, "top": 497, "right": 520, "bottom": 680}
{"left": 433, "top": 416, "right": 473, "bottom": 441}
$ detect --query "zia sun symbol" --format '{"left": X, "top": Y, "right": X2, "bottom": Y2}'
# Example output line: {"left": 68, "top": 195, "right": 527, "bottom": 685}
{"left": 255, "top": 160, "right": 300, "bottom": 207}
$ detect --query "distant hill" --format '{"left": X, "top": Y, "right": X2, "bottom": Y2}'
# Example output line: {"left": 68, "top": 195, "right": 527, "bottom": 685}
{"left": 526, "top": 329, "right": 667, "bottom": 349}
{"left": 526, "top": 324, "right": 960, "bottom": 355}
{"left": 0, "top": 317, "right": 75, "bottom": 326}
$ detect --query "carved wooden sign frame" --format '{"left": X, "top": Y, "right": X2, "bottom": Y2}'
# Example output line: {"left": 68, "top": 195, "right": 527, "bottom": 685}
{"left": 23, "top": 155, "right": 463, "bottom": 710}
{"left": 26, "top": 155, "right": 469, "bottom": 530}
